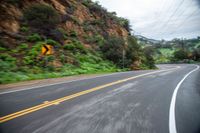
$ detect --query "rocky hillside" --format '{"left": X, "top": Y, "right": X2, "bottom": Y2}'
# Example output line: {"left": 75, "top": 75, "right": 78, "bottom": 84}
{"left": 0, "top": 0, "right": 129, "bottom": 48}
{"left": 0, "top": 0, "right": 155, "bottom": 83}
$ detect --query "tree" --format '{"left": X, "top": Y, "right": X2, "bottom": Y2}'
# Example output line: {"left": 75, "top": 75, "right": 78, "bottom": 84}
{"left": 192, "top": 48, "right": 200, "bottom": 61}
{"left": 100, "top": 36, "right": 124, "bottom": 67}
{"left": 118, "top": 18, "right": 132, "bottom": 33}
{"left": 173, "top": 49, "right": 188, "bottom": 60}
{"left": 143, "top": 46, "right": 156, "bottom": 69}
{"left": 125, "top": 36, "right": 142, "bottom": 67}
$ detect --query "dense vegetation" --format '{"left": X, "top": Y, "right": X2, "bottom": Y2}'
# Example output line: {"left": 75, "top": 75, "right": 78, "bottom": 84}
{"left": 0, "top": 1, "right": 155, "bottom": 84}
{"left": 150, "top": 38, "right": 200, "bottom": 63}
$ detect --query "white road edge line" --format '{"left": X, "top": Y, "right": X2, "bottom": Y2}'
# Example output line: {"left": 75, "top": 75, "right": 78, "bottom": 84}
{"left": 0, "top": 66, "right": 178, "bottom": 95}
{"left": 169, "top": 65, "right": 199, "bottom": 133}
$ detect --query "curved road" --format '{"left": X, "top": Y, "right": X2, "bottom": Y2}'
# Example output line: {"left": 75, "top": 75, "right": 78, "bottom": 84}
{"left": 0, "top": 64, "right": 199, "bottom": 133}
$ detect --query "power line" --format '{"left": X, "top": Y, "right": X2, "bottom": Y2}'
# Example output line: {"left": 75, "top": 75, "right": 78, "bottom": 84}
{"left": 151, "top": 0, "right": 175, "bottom": 32}
{"left": 134, "top": 0, "right": 199, "bottom": 39}
{"left": 135, "top": 1, "right": 174, "bottom": 39}
{"left": 160, "top": 9, "right": 199, "bottom": 39}
{"left": 159, "top": 0, "right": 197, "bottom": 37}
{"left": 156, "top": 0, "right": 168, "bottom": 16}
{"left": 160, "top": 0, "right": 185, "bottom": 34}
{"left": 154, "top": 0, "right": 186, "bottom": 35}
{"left": 169, "top": 9, "right": 199, "bottom": 35}
{"left": 164, "top": 1, "right": 196, "bottom": 29}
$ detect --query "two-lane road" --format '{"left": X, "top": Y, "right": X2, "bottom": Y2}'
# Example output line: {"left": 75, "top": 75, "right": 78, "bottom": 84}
{"left": 0, "top": 64, "right": 199, "bottom": 133}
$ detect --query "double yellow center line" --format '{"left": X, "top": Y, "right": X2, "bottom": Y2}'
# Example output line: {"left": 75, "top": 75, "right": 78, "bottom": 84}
{"left": 0, "top": 67, "right": 179, "bottom": 123}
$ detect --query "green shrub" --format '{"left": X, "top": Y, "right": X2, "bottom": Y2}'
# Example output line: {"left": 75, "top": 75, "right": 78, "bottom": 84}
{"left": 73, "top": 40, "right": 86, "bottom": 52}
{"left": 100, "top": 36, "right": 125, "bottom": 67}
{"left": 118, "top": 18, "right": 131, "bottom": 32}
{"left": 143, "top": 47, "right": 156, "bottom": 69}
{"left": 84, "top": 34, "right": 105, "bottom": 46}
{"left": 90, "top": 19, "right": 105, "bottom": 27}
{"left": 18, "top": 43, "right": 29, "bottom": 51}
{"left": 45, "top": 65, "right": 55, "bottom": 71}
{"left": 66, "top": 4, "right": 76, "bottom": 14}
{"left": 69, "top": 30, "right": 77, "bottom": 37}
{"left": 82, "top": 0, "right": 91, "bottom": 7}
{"left": 24, "top": 4, "right": 60, "bottom": 33}
{"left": 29, "top": 42, "right": 43, "bottom": 56}
{"left": 87, "top": 1, "right": 106, "bottom": 13}
{"left": 12, "top": 43, "right": 29, "bottom": 53}
{"left": 20, "top": 26, "right": 29, "bottom": 32}
{"left": 83, "top": 25, "right": 96, "bottom": 33}
{"left": 63, "top": 43, "right": 76, "bottom": 51}
{"left": 0, "top": 53, "right": 16, "bottom": 62}
{"left": 75, "top": 53, "right": 102, "bottom": 64}
{"left": 10, "top": 49, "right": 19, "bottom": 53}
{"left": 58, "top": 28, "right": 68, "bottom": 39}
{"left": 23, "top": 42, "right": 44, "bottom": 66}
{"left": 0, "top": 60, "right": 17, "bottom": 72}
{"left": 173, "top": 49, "right": 188, "bottom": 60}
{"left": 125, "top": 36, "right": 142, "bottom": 67}
{"left": 0, "top": 71, "right": 31, "bottom": 84}
{"left": 6, "top": 0, "right": 21, "bottom": 5}
{"left": 75, "top": 54, "right": 93, "bottom": 63}
{"left": 82, "top": 20, "right": 102, "bottom": 33}
{"left": 60, "top": 54, "right": 66, "bottom": 64}
{"left": 46, "top": 55, "right": 55, "bottom": 62}
{"left": 71, "top": 16, "right": 80, "bottom": 25}
{"left": 0, "top": 40, "right": 7, "bottom": 48}
{"left": 23, "top": 56, "right": 35, "bottom": 65}
{"left": 139, "top": 63, "right": 150, "bottom": 70}
{"left": 27, "top": 34, "right": 42, "bottom": 42}
{"left": 46, "top": 39, "right": 59, "bottom": 46}
{"left": 64, "top": 40, "right": 87, "bottom": 54}
{"left": 0, "top": 47, "right": 7, "bottom": 51}
{"left": 17, "top": 66, "right": 30, "bottom": 73}
{"left": 0, "top": 54, "right": 17, "bottom": 72}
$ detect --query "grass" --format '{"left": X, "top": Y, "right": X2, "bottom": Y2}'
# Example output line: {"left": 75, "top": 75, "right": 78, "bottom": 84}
{"left": 158, "top": 48, "right": 175, "bottom": 57}
{"left": 195, "top": 42, "right": 200, "bottom": 49}
{"left": 154, "top": 48, "right": 175, "bottom": 64}
{"left": 0, "top": 65, "right": 122, "bottom": 84}
{"left": 0, "top": 36, "right": 154, "bottom": 84}
{"left": 0, "top": 37, "right": 125, "bottom": 84}
{"left": 0, "top": 52, "right": 123, "bottom": 84}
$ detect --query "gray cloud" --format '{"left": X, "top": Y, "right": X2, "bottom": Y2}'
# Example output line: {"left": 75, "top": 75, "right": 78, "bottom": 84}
{"left": 195, "top": 0, "right": 200, "bottom": 7}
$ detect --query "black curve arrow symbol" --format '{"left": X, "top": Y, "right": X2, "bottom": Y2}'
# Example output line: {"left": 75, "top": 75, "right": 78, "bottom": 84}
{"left": 43, "top": 45, "right": 49, "bottom": 55}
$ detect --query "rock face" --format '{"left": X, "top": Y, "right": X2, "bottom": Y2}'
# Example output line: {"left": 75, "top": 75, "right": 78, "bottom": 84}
{"left": 0, "top": 0, "right": 129, "bottom": 47}
{"left": 0, "top": 3, "right": 22, "bottom": 33}
{"left": 0, "top": 0, "right": 143, "bottom": 71}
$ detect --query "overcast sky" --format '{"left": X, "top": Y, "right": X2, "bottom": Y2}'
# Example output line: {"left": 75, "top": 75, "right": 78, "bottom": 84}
{"left": 92, "top": 0, "right": 200, "bottom": 40}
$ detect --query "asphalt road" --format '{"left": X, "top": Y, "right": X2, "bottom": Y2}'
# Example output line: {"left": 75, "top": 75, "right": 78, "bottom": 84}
{"left": 0, "top": 64, "right": 199, "bottom": 133}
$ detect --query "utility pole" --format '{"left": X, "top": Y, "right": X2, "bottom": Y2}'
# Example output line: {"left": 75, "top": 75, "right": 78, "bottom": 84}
{"left": 122, "top": 48, "right": 125, "bottom": 69}
{"left": 181, "top": 38, "right": 184, "bottom": 50}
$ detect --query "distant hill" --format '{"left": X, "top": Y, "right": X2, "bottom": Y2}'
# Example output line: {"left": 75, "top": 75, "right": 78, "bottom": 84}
{"left": 136, "top": 35, "right": 200, "bottom": 63}
{"left": 135, "top": 35, "right": 161, "bottom": 45}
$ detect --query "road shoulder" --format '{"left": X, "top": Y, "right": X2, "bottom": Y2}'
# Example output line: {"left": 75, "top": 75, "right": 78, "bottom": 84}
{"left": 0, "top": 73, "right": 112, "bottom": 93}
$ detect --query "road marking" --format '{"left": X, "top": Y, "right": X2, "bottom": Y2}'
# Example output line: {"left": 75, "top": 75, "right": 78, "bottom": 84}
{"left": 169, "top": 65, "right": 199, "bottom": 133}
{"left": 0, "top": 65, "right": 177, "bottom": 95}
{"left": 43, "top": 101, "right": 49, "bottom": 104}
{"left": 0, "top": 71, "right": 140, "bottom": 95}
{"left": 0, "top": 67, "right": 179, "bottom": 123}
